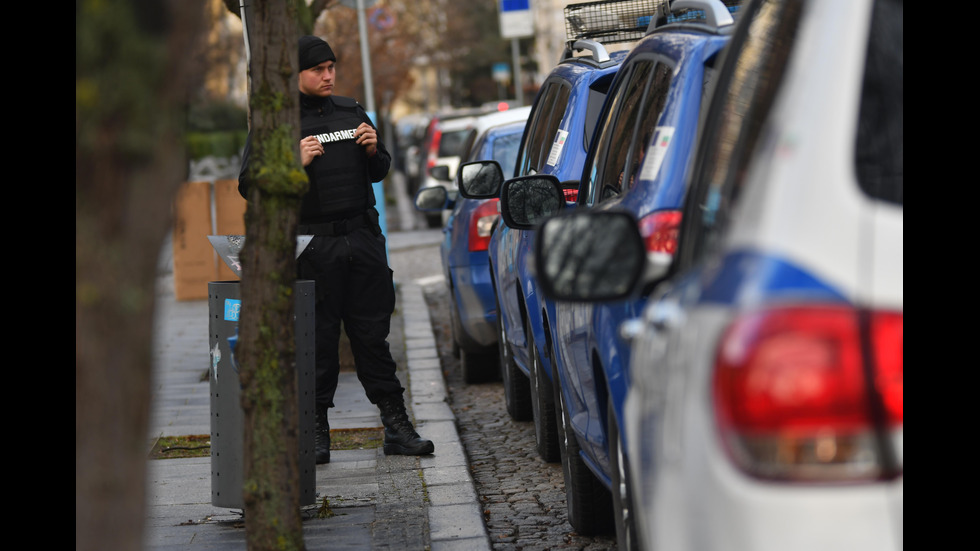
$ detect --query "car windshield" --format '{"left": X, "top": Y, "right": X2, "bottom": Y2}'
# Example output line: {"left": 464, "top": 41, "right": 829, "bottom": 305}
{"left": 439, "top": 129, "right": 473, "bottom": 157}
{"left": 492, "top": 132, "right": 523, "bottom": 178}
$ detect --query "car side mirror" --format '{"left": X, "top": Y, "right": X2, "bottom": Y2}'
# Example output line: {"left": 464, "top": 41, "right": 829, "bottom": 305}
{"left": 499, "top": 174, "right": 565, "bottom": 230}
{"left": 457, "top": 160, "right": 504, "bottom": 199}
{"left": 534, "top": 210, "right": 645, "bottom": 302}
{"left": 414, "top": 186, "right": 451, "bottom": 211}
{"left": 429, "top": 165, "right": 451, "bottom": 182}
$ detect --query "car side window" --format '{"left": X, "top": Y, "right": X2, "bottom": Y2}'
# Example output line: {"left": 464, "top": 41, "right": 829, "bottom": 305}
{"left": 627, "top": 62, "right": 673, "bottom": 190}
{"left": 678, "top": 0, "right": 805, "bottom": 269}
{"left": 854, "top": 0, "right": 903, "bottom": 206}
{"left": 520, "top": 82, "right": 571, "bottom": 175}
{"left": 539, "top": 85, "right": 571, "bottom": 171}
{"left": 581, "top": 58, "right": 673, "bottom": 205}
{"left": 595, "top": 61, "right": 652, "bottom": 203}
{"left": 519, "top": 83, "right": 559, "bottom": 176}
{"left": 583, "top": 73, "right": 616, "bottom": 152}
{"left": 582, "top": 63, "right": 640, "bottom": 205}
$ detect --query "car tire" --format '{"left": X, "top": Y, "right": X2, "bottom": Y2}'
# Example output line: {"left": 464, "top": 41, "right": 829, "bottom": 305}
{"left": 553, "top": 357, "right": 613, "bottom": 536}
{"left": 497, "top": 299, "right": 532, "bottom": 421}
{"left": 608, "top": 398, "right": 639, "bottom": 550}
{"left": 528, "top": 326, "right": 560, "bottom": 462}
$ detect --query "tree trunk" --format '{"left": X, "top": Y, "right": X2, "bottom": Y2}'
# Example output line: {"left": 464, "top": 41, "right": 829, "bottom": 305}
{"left": 237, "top": 1, "right": 308, "bottom": 549}
{"left": 75, "top": 1, "right": 206, "bottom": 550}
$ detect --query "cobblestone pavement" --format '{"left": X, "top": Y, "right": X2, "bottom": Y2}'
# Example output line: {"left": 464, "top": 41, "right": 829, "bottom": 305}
{"left": 387, "top": 171, "right": 616, "bottom": 550}
{"left": 421, "top": 283, "right": 617, "bottom": 551}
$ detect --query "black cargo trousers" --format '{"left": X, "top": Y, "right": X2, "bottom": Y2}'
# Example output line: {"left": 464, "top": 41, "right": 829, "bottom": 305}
{"left": 297, "top": 211, "right": 403, "bottom": 410}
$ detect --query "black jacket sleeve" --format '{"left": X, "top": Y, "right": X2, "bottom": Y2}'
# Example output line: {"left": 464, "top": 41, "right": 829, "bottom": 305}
{"left": 359, "top": 105, "right": 391, "bottom": 184}
{"left": 238, "top": 132, "right": 252, "bottom": 199}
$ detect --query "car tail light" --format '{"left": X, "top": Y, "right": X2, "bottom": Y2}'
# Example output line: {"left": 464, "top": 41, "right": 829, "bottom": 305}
{"left": 870, "top": 311, "right": 903, "bottom": 468}
{"left": 870, "top": 311, "right": 903, "bottom": 427}
{"left": 426, "top": 126, "right": 442, "bottom": 171}
{"left": 561, "top": 185, "right": 578, "bottom": 203}
{"left": 638, "top": 210, "right": 682, "bottom": 254}
{"left": 469, "top": 199, "right": 500, "bottom": 252}
{"left": 713, "top": 305, "right": 903, "bottom": 482}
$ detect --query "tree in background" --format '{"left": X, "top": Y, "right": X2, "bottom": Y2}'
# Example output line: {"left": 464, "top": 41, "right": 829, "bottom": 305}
{"left": 223, "top": 0, "right": 339, "bottom": 36}
{"left": 76, "top": 1, "right": 207, "bottom": 550}
{"left": 316, "top": 2, "right": 422, "bottom": 112}
{"left": 222, "top": 0, "right": 530, "bottom": 116}
{"left": 441, "top": 0, "right": 533, "bottom": 106}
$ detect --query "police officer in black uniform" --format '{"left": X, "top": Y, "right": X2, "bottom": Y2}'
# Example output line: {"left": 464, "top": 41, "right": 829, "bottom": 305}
{"left": 239, "top": 35, "right": 433, "bottom": 464}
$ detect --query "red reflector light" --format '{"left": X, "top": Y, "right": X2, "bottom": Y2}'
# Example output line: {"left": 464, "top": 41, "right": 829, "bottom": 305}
{"left": 638, "top": 210, "right": 682, "bottom": 254}
{"left": 469, "top": 199, "right": 500, "bottom": 252}
{"left": 562, "top": 188, "right": 578, "bottom": 202}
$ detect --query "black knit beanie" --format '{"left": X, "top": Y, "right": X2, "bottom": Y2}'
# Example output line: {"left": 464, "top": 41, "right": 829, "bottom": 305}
{"left": 299, "top": 35, "right": 336, "bottom": 71}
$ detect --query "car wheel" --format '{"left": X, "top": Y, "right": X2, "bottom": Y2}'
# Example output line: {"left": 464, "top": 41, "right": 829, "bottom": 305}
{"left": 608, "top": 398, "right": 638, "bottom": 550}
{"left": 553, "top": 357, "right": 613, "bottom": 536}
{"left": 528, "top": 326, "right": 559, "bottom": 462}
{"left": 460, "top": 347, "right": 497, "bottom": 384}
{"left": 497, "top": 299, "right": 531, "bottom": 421}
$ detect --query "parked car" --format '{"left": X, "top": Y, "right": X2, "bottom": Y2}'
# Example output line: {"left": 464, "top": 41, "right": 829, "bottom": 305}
{"left": 534, "top": 0, "right": 903, "bottom": 550}
{"left": 488, "top": 37, "right": 629, "bottom": 478}
{"left": 413, "top": 107, "right": 531, "bottom": 382}
{"left": 498, "top": 0, "right": 741, "bottom": 546}
{"left": 394, "top": 112, "right": 430, "bottom": 186}
{"left": 413, "top": 108, "right": 484, "bottom": 226}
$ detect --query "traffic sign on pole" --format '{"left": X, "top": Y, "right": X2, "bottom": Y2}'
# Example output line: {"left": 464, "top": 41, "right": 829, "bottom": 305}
{"left": 499, "top": 0, "right": 534, "bottom": 38}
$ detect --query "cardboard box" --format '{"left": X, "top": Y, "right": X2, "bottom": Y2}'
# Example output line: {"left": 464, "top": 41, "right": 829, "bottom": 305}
{"left": 172, "top": 181, "right": 216, "bottom": 301}
{"left": 213, "top": 179, "right": 247, "bottom": 281}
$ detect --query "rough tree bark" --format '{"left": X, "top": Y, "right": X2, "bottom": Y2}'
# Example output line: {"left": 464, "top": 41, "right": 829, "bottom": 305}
{"left": 236, "top": 0, "right": 309, "bottom": 549}
{"left": 75, "top": 1, "right": 206, "bottom": 550}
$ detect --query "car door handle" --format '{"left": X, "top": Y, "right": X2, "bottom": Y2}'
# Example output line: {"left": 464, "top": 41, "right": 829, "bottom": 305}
{"left": 619, "top": 318, "right": 644, "bottom": 343}
{"left": 648, "top": 300, "right": 683, "bottom": 331}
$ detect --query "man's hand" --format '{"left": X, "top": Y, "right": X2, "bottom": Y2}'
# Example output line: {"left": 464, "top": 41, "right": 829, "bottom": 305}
{"left": 354, "top": 123, "right": 378, "bottom": 157}
{"left": 301, "top": 136, "right": 324, "bottom": 166}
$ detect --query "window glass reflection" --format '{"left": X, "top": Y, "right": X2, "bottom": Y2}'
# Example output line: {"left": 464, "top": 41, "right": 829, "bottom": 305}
{"left": 507, "top": 179, "right": 563, "bottom": 226}
{"left": 460, "top": 162, "right": 502, "bottom": 196}
{"left": 542, "top": 214, "right": 641, "bottom": 299}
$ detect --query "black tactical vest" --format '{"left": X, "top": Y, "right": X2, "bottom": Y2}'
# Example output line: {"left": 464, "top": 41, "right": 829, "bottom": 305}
{"left": 300, "top": 95, "right": 373, "bottom": 222}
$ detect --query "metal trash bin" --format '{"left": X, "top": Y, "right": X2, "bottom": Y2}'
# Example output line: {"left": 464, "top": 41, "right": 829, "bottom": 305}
{"left": 207, "top": 235, "right": 317, "bottom": 509}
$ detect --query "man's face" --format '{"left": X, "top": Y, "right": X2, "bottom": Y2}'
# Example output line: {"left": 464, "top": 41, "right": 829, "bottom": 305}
{"left": 299, "top": 60, "right": 335, "bottom": 97}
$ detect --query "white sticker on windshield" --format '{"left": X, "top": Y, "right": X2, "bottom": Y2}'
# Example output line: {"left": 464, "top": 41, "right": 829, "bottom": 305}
{"left": 546, "top": 129, "right": 569, "bottom": 166}
{"left": 639, "top": 126, "right": 675, "bottom": 181}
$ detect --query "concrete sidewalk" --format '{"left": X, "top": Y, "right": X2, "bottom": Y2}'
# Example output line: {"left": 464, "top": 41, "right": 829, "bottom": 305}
{"left": 144, "top": 226, "right": 489, "bottom": 549}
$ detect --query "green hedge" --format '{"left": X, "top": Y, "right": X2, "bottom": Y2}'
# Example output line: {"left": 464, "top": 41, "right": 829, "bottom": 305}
{"left": 188, "top": 101, "right": 247, "bottom": 132}
{"left": 184, "top": 101, "right": 249, "bottom": 160}
{"left": 185, "top": 130, "right": 249, "bottom": 160}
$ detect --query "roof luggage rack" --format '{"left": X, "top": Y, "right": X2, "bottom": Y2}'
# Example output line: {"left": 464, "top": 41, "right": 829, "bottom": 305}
{"left": 647, "top": 0, "right": 741, "bottom": 33}
{"left": 560, "top": 39, "right": 612, "bottom": 64}
{"left": 564, "top": 0, "right": 664, "bottom": 45}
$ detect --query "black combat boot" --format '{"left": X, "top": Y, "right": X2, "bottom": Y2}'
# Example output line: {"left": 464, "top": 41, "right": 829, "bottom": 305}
{"left": 377, "top": 395, "right": 434, "bottom": 456}
{"left": 315, "top": 409, "right": 331, "bottom": 464}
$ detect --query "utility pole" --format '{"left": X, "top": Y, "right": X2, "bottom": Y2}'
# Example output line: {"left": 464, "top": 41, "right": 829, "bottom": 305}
{"left": 340, "top": 0, "right": 387, "bottom": 250}
{"left": 498, "top": 0, "right": 534, "bottom": 104}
